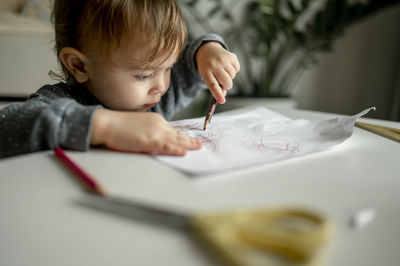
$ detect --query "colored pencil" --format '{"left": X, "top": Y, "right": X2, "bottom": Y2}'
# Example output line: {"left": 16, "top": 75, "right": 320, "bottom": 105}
{"left": 355, "top": 121, "right": 400, "bottom": 143}
{"left": 54, "top": 147, "right": 107, "bottom": 196}
{"left": 203, "top": 98, "right": 217, "bottom": 130}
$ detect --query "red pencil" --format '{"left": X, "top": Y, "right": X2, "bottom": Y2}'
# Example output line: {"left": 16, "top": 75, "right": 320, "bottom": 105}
{"left": 54, "top": 147, "right": 107, "bottom": 196}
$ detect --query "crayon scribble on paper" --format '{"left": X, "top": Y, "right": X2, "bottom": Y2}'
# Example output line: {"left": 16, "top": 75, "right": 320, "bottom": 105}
{"left": 173, "top": 123, "right": 222, "bottom": 152}
{"left": 242, "top": 138, "right": 299, "bottom": 154}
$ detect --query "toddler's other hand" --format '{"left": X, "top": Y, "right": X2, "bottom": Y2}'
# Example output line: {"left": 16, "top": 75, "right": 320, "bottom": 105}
{"left": 196, "top": 42, "right": 240, "bottom": 104}
{"left": 91, "top": 110, "right": 202, "bottom": 156}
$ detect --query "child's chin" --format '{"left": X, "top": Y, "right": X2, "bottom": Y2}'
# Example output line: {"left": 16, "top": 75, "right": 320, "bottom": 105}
{"left": 133, "top": 107, "right": 148, "bottom": 112}
{"left": 113, "top": 106, "right": 147, "bottom": 112}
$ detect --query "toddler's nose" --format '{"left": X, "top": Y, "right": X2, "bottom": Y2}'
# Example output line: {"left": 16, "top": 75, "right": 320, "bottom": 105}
{"left": 149, "top": 72, "right": 169, "bottom": 95}
{"left": 149, "top": 78, "right": 167, "bottom": 95}
{"left": 149, "top": 86, "right": 164, "bottom": 95}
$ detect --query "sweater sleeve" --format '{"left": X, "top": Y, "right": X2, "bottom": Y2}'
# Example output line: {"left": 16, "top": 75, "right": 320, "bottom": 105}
{"left": 0, "top": 97, "right": 100, "bottom": 158}
{"left": 153, "top": 33, "right": 229, "bottom": 120}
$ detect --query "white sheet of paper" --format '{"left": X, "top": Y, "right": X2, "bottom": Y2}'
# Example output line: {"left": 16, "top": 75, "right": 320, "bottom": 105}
{"left": 156, "top": 107, "right": 375, "bottom": 175}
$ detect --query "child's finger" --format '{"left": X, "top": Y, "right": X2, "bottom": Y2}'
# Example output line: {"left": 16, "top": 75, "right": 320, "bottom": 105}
{"left": 176, "top": 132, "right": 202, "bottom": 149}
{"left": 232, "top": 58, "right": 240, "bottom": 73}
{"left": 225, "top": 65, "right": 238, "bottom": 79}
{"left": 229, "top": 53, "right": 240, "bottom": 73}
{"left": 157, "top": 143, "right": 186, "bottom": 156}
{"left": 163, "top": 135, "right": 201, "bottom": 155}
{"left": 203, "top": 72, "right": 225, "bottom": 103}
{"left": 154, "top": 133, "right": 201, "bottom": 156}
{"left": 215, "top": 70, "right": 233, "bottom": 91}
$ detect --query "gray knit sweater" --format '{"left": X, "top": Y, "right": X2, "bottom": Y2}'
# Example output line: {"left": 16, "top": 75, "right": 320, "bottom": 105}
{"left": 0, "top": 34, "right": 227, "bottom": 158}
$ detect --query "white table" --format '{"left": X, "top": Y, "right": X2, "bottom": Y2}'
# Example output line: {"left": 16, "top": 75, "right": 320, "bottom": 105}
{"left": 1, "top": 103, "right": 400, "bottom": 266}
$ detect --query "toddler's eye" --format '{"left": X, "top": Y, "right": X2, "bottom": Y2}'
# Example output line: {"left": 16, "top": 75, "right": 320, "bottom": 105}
{"left": 135, "top": 74, "right": 153, "bottom": 81}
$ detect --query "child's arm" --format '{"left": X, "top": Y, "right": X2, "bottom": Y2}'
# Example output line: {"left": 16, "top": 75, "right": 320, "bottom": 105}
{"left": 91, "top": 109, "right": 202, "bottom": 155}
{"left": 0, "top": 96, "right": 201, "bottom": 158}
{"left": 0, "top": 97, "right": 99, "bottom": 158}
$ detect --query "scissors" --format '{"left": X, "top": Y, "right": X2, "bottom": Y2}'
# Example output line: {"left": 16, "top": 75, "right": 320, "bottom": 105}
{"left": 54, "top": 147, "right": 332, "bottom": 266}
{"left": 81, "top": 195, "right": 333, "bottom": 266}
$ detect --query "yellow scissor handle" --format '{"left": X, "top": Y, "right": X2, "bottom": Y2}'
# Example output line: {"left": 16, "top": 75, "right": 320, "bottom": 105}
{"left": 234, "top": 209, "right": 332, "bottom": 261}
{"left": 190, "top": 208, "right": 333, "bottom": 266}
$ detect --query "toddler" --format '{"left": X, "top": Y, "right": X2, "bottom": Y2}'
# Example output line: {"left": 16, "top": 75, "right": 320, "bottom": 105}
{"left": 0, "top": 0, "right": 239, "bottom": 158}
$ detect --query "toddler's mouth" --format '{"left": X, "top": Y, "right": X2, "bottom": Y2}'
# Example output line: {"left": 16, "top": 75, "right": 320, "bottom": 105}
{"left": 144, "top": 102, "right": 158, "bottom": 108}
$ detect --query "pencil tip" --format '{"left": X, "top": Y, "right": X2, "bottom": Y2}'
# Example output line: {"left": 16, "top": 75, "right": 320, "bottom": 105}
{"left": 203, "top": 121, "right": 208, "bottom": 131}
{"left": 95, "top": 185, "right": 107, "bottom": 197}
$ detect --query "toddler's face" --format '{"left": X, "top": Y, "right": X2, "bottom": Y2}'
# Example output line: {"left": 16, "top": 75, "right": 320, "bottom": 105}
{"left": 83, "top": 43, "right": 179, "bottom": 111}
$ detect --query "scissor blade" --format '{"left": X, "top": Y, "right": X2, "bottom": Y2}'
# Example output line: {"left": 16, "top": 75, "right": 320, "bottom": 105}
{"left": 79, "top": 194, "right": 191, "bottom": 230}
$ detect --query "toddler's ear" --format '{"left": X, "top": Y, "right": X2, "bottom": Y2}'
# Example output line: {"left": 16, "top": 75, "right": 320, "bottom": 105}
{"left": 59, "top": 47, "right": 89, "bottom": 83}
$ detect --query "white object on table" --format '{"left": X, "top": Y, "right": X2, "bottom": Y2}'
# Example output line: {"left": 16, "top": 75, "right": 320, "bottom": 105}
{"left": 157, "top": 107, "right": 375, "bottom": 175}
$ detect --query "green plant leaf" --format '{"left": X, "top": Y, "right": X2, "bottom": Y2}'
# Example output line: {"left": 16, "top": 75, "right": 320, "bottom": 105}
{"left": 185, "top": 0, "right": 198, "bottom": 7}
{"left": 301, "top": 0, "right": 310, "bottom": 9}
{"left": 287, "top": 1, "right": 298, "bottom": 16}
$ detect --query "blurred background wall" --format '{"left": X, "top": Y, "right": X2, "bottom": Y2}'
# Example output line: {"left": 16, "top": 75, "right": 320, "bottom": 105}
{"left": 0, "top": 0, "right": 55, "bottom": 99}
{"left": 292, "top": 4, "right": 400, "bottom": 121}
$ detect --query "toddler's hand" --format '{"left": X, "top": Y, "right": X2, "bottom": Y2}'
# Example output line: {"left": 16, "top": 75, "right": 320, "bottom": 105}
{"left": 196, "top": 42, "right": 240, "bottom": 104}
{"left": 91, "top": 110, "right": 202, "bottom": 156}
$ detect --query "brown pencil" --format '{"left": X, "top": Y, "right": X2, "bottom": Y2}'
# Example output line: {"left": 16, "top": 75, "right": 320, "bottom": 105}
{"left": 203, "top": 98, "right": 217, "bottom": 130}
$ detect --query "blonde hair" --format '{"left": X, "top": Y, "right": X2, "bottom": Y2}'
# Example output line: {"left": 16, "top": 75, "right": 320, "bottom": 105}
{"left": 51, "top": 0, "right": 187, "bottom": 80}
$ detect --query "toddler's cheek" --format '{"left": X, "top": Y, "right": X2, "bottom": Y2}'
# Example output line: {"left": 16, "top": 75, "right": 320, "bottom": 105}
{"left": 161, "top": 87, "right": 170, "bottom": 97}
